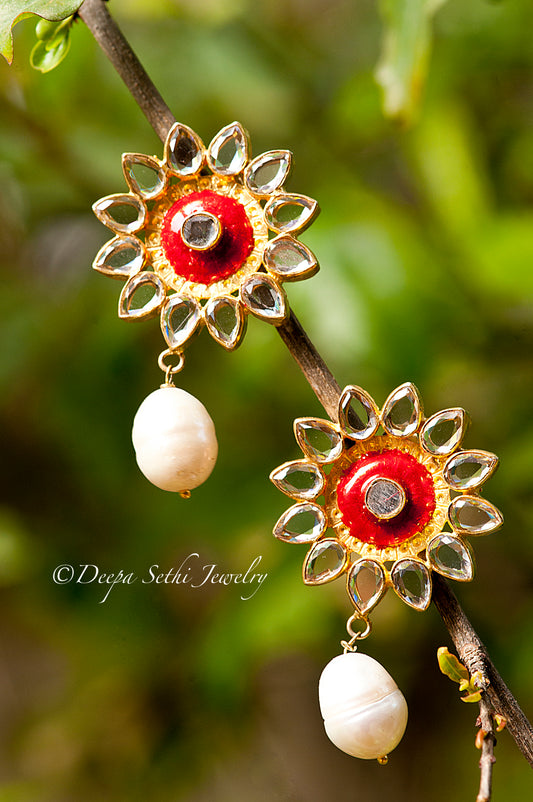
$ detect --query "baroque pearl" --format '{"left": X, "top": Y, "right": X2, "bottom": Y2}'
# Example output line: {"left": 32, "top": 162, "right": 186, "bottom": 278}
{"left": 318, "top": 652, "right": 408, "bottom": 760}
{"left": 132, "top": 386, "right": 218, "bottom": 493}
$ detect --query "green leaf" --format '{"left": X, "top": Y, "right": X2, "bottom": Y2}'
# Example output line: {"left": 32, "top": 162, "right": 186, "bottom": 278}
{"left": 30, "top": 28, "right": 70, "bottom": 72}
{"left": 437, "top": 646, "right": 469, "bottom": 684}
{"left": 461, "top": 689, "right": 482, "bottom": 704}
{"left": 375, "top": 0, "right": 449, "bottom": 124}
{"left": 35, "top": 16, "right": 58, "bottom": 39}
{"left": 36, "top": 13, "right": 72, "bottom": 46}
{"left": 0, "top": 0, "right": 82, "bottom": 64}
{"left": 438, "top": 649, "right": 484, "bottom": 703}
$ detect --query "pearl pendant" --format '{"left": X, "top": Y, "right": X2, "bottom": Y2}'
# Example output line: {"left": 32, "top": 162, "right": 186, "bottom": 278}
{"left": 131, "top": 386, "right": 218, "bottom": 493}
{"left": 318, "top": 652, "right": 408, "bottom": 760}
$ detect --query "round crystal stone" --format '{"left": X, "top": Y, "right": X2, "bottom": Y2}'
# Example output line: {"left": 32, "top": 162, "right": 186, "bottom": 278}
{"left": 364, "top": 477, "right": 406, "bottom": 520}
{"left": 181, "top": 212, "right": 221, "bottom": 251}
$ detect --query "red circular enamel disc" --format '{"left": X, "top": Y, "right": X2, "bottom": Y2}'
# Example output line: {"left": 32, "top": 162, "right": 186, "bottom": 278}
{"left": 160, "top": 190, "right": 255, "bottom": 285}
{"left": 336, "top": 449, "right": 436, "bottom": 547}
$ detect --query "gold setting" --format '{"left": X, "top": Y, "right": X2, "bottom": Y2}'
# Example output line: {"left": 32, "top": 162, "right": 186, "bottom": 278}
{"left": 91, "top": 120, "right": 321, "bottom": 373}
{"left": 271, "top": 382, "right": 503, "bottom": 615}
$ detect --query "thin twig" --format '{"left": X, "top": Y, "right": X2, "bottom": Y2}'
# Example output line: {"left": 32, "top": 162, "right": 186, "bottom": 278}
{"left": 432, "top": 574, "right": 533, "bottom": 766}
{"left": 277, "top": 309, "right": 342, "bottom": 421}
{"left": 78, "top": 0, "right": 174, "bottom": 142}
{"left": 476, "top": 694, "right": 497, "bottom": 802}
{"left": 78, "top": 0, "right": 533, "bottom": 767}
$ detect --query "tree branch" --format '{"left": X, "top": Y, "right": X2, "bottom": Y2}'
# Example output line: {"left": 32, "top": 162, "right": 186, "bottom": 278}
{"left": 78, "top": 0, "right": 533, "bottom": 767}
{"left": 432, "top": 574, "right": 533, "bottom": 765}
{"left": 277, "top": 309, "right": 342, "bottom": 421}
{"left": 476, "top": 694, "right": 497, "bottom": 802}
{"left": 78, "top": 0, "right": 174, "bottom": 143}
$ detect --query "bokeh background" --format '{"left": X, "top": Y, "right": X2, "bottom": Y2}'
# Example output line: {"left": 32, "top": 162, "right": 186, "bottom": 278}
{"left": 1, "top": 0, "right": 533, "bottom": 798}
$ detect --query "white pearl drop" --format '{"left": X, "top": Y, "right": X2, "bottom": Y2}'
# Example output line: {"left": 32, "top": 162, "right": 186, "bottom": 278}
{"left": 131, "top": 386, "right": 218, "bottom": 493}
{"left": 318, "top": 652, "right": 408, "bottom": 760}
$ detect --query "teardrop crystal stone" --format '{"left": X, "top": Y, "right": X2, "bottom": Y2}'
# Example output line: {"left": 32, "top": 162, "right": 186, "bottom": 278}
{"left": 347, "top": 560, "right": 386, "bottom": 614}
{"left": 382, "top": 383, "right": 423, "bottom": 437}
{"left": 264, "top": 193, "right": 319, "bottom": 234}
{"left": 93, "top": 236, "right": 145, "bottom": 279}
{"left": 204, "top": 296, "right": 245, "bottom": 350}
{"left": 427, "top": 534, "right": 474, "bottom": 581}
{"left": 444, "top": 450, "right": 498, "bottom": 491}
{"left": 263, "top": 235, "right": 318, "bottom": 281}
{"left": 303, "top": 539, "right": 347, "bottom": 585}
{"left": 161, "top": 294, "right": 202, "bottom": 349}
{"left": 165, "top": 122, "right": 205, "bottom": 177}
{"left": 270, "top": 460, "right": 325, "bottom": 501}
{"left": 273, "top": 503, "right": 326, "bottom": 544}
{"left": 240, "top": 274, "right": 287, "bottom": 324}
{"left": 244, "top": 150, "right": 292, "bottom": 196}
{"left": 338, "top": 386, "right": 379, "bottom": 440}
{"left": 118, "top": 272, "right": 166, "bottom": 320}
{"left": 391, "top": 559, "right": 432, "bottom": 610}
{"left": 122, "top": 153, "right": 165, "bottom": 199}
{"left": 207, "top": 122, "right": 249, "bottom": 176}
{"left": 93, "top": 194, "right": 146, "bottom": 234}
{"left": 420, "top": 408, "right": 467, "bottom": 456}
{"left": 448, "top": 496, "right": 503, "bottom": 535}
{"left": 294, "top": 418, "right": 343, "bottom": 463}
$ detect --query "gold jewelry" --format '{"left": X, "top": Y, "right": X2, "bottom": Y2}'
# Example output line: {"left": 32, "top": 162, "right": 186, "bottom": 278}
{"left": 91, "top": 121, "right": 319, "bottom": 494}
{"left": 270, "top": 382, "right": 502, "bottom": 760}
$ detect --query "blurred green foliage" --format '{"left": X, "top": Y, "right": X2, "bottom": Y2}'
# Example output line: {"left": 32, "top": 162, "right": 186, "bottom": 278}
{"left": 0, "top": 0, "right": 532, "bottom": 799}
{"left": 0, "top": 1, "right": 82, "bottom": 64}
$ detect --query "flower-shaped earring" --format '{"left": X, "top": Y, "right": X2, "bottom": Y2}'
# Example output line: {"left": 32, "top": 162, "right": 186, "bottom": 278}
{"left": 270, "top": 382, "right": 503, "bottom": 762}
{"left": 92, "top": 121, "right": 319, "bottom": 495}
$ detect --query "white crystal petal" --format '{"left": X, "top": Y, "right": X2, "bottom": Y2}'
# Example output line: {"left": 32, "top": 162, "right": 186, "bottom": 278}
{"left": 420, "top": 408, "right": 468, "bottom": 456}
{"left": 244, "top": 149, "right": 292, "bottom": 196}
{"left": 444, "top": 450, "right": 499, "bottom": 491}
{"left": 269, "top": 460, "right": 325, "bottom": 501}
{"left": 161, "top": 294, "right": 202, "bottom": 349}
{"left": 448, "top": 496, "right": 503, "bottom": 535}
{"left": 118, "top": 272, "right": 166, "bottom": 320}
{"left": 338, "top": 385, "right": 379, "bottom": 440}
{"left": 294, "top": 418, "right": 343, "bottom": 463}
{"left": 264, "top": 193, "right": 319, "bottom": 234}
{"left": 240, "top": 273, "right": 287, "bottom": 324}
{"left": 381, "top": 382, "right": 423, "bottom": 437}
{"left": 303, "top": 539, "right": 347, "bottom": 585}
{"left": 93, "top": 236, "right": 145, "bottom": 279}
{"left": 93, "top": 193, "right": 146, "bottom": 234}
{"left": 273, "top": 503, "right": 326, "bottom": 544}
{"left": 204, "top": 296, "right": 246, "bottom": 350}
{"left": 122, "top": 153, "right": 165, "bottom": 199}
{"left": 427, "top": 534, "right": 474, "bottom": 581}
{"left": 165, "top": 122, "right": 205, "bottom": 177}
{"left": 347, "top": 560, "right": 386, "bottom": 614}
{"left": 263, "top": 235, "right": 319, "bottom": 281}
{"left": 391, "top": 559, "right": 432, "bottom": 610}
{"left": 207, "top": 122, "right": 250, "bottom": 176}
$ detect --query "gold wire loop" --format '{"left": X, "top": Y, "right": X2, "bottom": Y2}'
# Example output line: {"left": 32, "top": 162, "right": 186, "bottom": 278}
{"left": 341, "top": 613, "right": 372, "bottom": 653}
{"left": 158, "top": 348, "right": 185, "bottom": 386}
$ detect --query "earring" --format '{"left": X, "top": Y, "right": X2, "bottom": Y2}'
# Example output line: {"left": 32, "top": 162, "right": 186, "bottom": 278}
{"left": 270, "top": 382, "right": 502, "bottom": 762}
{"left": 91, "top": 121, "right": 319, "bottom": 495}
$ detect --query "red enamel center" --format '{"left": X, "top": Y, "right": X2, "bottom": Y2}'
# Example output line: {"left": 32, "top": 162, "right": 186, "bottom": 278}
{"left": 161, "top": 190, "right": 255, "bottom": 285}
{"left": 336, "top": 449, "right": 436, "bottom": 547}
